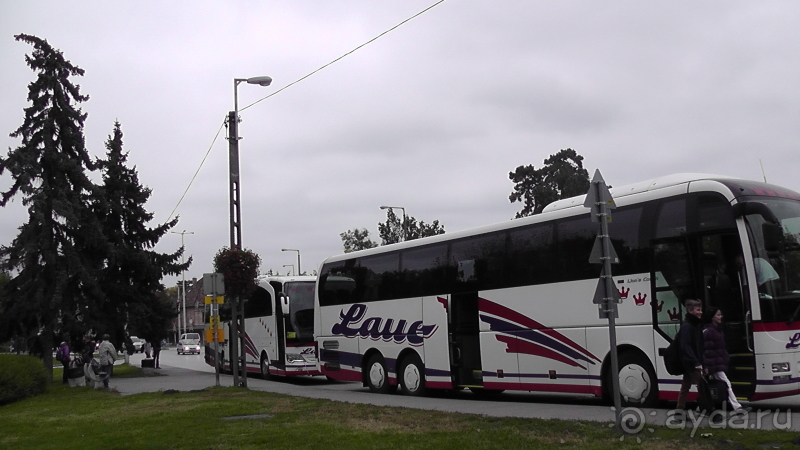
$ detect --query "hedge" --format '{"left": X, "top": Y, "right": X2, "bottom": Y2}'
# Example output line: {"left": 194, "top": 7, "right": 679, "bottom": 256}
{"left": 0, "top": 354, "right": 48, "bottom": 405}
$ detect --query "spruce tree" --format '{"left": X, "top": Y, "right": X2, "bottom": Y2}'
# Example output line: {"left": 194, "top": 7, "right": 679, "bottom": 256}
{"left": 0, "top": 35, "right": 105, "bottom": 377}
{"left": 94, "top": 122, "right": 188, "bottom": 348}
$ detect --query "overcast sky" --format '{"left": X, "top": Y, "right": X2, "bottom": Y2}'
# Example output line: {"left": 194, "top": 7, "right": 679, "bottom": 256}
{"left": 2, "top": 1, "right": 800, "bottom": 288}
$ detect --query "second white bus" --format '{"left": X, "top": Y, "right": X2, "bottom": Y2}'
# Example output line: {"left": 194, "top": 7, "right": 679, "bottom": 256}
{"left": 209, "top": 276, "right": 320, "bottom": 378}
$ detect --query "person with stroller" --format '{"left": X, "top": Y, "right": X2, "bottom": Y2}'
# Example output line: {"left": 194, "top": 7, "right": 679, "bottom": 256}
{"left": 703, "top": 307, "right": 749, "bottom": 414}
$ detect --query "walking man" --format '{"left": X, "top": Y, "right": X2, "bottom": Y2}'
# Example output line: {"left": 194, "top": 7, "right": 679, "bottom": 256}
{"left": 98, "top": 334, "right": 117, "bottom": 389}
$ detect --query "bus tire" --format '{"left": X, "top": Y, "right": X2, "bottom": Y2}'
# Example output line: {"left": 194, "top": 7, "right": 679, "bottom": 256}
{"left": 612, "top": 351, "right": 659, "bottom": 408}
{"left": 260, "top": 353, "right": 271, "bottom": 380}
{"left": 399, "top": 353, "right": 427, "bottom": 397}
{"left": 365, "top": 354, "right": 394, "bottom": 394}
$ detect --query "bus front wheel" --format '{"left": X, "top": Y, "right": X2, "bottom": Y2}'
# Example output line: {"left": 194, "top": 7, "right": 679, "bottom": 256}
{"left": 399, "top": 353, "right": 427, "bottom": 397}
{"left": 610, "top": 352, "right": 659, "bottom": 408}
{"left": 260, "top": 353, "right": 271, "bottom": 380}
{"left": 365, "top": 354, "right": 395, "bottom": 394}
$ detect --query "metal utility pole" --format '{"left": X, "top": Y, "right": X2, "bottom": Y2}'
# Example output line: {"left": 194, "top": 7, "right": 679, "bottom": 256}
{"left": 228, "top": 75, "right": 271, "bottom": 388}
{"left": 585, "top": 169, "right": 622, "bottom": 431}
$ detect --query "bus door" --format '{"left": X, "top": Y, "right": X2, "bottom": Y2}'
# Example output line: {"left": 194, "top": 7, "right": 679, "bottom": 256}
{"left": 698, "top": 233, "right": 755, "bottom": 399}
{"left": 449, "top": 291, "right": 483, "bottom": 387}
{"left": 269, "top": 281, "right": 287, "bottom": 369}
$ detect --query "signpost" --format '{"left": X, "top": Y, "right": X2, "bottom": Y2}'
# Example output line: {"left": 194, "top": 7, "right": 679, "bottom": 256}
{"left": 584, "top": 169, "right": 622, "bottom": 430}
{"left": 203, "top": 273, "right": 225, "bottom": 387}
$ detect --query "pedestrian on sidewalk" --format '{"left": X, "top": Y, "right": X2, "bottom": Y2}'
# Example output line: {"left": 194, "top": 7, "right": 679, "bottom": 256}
{"left": 703, "top": 307, "right": 748, "bottom": 414}
{"left": 98, "top": 334, "right": 117, "bottom": 388}
{"left": 152, "top": 339, "right": 162, "bottom": 369}
{"left": 55, "top": 334, "right": 71, "bottom": 385}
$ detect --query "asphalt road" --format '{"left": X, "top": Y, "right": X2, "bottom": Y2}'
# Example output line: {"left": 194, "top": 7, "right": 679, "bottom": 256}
{"left": 113, "top": 349, "right": 800, "bottom": 433}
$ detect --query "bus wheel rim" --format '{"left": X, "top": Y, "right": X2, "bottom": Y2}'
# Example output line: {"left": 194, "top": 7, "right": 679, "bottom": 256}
{"left": 369, "top": 363, "right": 385, "bottom": 388}
{"left": 619, "top": 363, "right": 650, "bottom": 403}
{"left": 404, "top": 364, "right": 421, "bottom": 392}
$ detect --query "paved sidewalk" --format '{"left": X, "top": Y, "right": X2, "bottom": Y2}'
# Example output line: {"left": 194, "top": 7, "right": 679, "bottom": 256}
{"left": 110, "top": 363, "right": 799, "bottom": 432}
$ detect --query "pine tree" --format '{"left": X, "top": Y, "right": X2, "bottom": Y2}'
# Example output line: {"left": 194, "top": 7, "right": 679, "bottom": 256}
{"left": 0, "top": 34, "right": 105, "bottom": 377}
{"left": 94, "top": 122, "right": 188, "bottom": 348}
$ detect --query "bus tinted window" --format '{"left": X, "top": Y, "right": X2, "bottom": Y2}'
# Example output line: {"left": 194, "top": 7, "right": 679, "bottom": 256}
{"left": 245, "top": 286, "right": 273, "bottom": 319}
{"left": 401, "top": 244, "right": 448, "bottom": 297}
{"left": 507, "top": 223, "right": 554, "bottom": 287}
{"left": 655, "top": 198, "right": 686, "bottom": 238}
{"left": 608, "top": 206, "right": 646, "bottom": 276}
{"left": 696, "top": 194, "right": 735, "bottom": 231}
{"left": 449, "top": 232, "right": 506, "bottom": 291}
{"left": 557, "top": 216, "right": 597, "bottom": 281}
{"left": 358, "top": 253, "right": 401, "bottom": 302}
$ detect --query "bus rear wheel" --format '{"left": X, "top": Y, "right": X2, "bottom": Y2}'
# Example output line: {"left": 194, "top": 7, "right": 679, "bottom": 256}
{"left": 399, "top": 353, "right": 426, "bottom": 397}
{"left": 611, "top": 352, "right": 659, "bottom": 408}
{"left": 365, "top": 354, "right": 395, "bottom": 394}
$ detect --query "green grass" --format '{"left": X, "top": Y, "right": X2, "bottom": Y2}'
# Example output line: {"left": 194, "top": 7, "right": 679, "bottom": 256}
{"left": 0, "top": 386, "right": 797, "bottom": 450}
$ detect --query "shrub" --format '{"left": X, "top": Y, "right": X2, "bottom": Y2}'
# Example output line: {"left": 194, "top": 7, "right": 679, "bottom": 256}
{"left": 0, "top": 354, "right": 48, "bottom": 405}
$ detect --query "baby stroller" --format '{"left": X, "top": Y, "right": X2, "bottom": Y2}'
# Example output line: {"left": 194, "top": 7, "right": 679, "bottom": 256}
{"left": 84, "top": 357, "right": 107, "bottom": 389}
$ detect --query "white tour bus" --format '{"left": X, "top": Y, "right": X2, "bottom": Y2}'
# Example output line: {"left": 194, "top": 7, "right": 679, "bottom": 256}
{"left": 315, "top": 174, "right": 800, "bottom": 405}
{"left": 209, "top": 276, "right": 320, "bottom": 378}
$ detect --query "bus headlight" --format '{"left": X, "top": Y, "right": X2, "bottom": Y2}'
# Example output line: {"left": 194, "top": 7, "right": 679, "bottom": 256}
{"left": 286, "top": 353, "right": 305, "bottom": 363}
{"left": 772, "top": 362, "right": 790, "bottom": 373}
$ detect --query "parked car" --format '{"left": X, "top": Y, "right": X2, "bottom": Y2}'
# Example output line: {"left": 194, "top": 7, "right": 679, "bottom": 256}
{"left": 177, "top": 333, "right": 201, "bottom": 355}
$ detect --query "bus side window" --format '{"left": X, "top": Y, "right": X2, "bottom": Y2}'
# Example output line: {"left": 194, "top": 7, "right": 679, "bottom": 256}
{"left": 507, "top": 223, "right": 554, "bottom": 287}
{"left": 244, "top": 286, "right": 272, "bottom": 318}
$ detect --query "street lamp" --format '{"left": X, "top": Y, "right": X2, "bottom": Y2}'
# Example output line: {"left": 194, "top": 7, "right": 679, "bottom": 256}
{"left": 171, "top": 230, "right": 194, "bottom": 338}
{"left": 229, "top": 76, "right": 272, "bottom": 250}
{"left": 228, "top": 75, "right": 270, "bottom": 389}
{"left": 380, "top": 205, "right": 406, "bottom": 242}
{"left": 281, "top": 249, "right": 301, "bottom": 275}
{"left": 283, "top": 264, "right": 295, "bottom": 276}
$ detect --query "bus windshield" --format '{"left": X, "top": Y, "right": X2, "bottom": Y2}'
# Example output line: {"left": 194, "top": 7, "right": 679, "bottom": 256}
{"left": 285, "top": 281, "right": 315, "bottom": 340}
{"left": 741, "top": 197, "right": 800, "bottom": 323}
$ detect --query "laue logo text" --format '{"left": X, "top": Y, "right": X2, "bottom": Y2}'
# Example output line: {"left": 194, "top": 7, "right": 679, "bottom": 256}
{"left": 787, "top": 332, "right": 800, "bottom": 350}
{"left": 331, "top": 304, "right": 438, "bottom": 346}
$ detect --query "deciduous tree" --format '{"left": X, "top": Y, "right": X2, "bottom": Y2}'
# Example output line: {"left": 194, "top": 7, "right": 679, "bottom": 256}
{"left": 340, "top": 228, "right": 378, "bottom": 253}
{"left": 377, "top": 208, "right": 445, "bottom": 245}
{"left": 508, "top": 148, "right": 590, "bottom": 218}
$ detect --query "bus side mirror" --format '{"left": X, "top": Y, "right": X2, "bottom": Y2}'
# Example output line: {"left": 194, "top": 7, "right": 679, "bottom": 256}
{"left": 763, "top": 222, "right": 783, "bottom": 253}
{"left": 281, "top": 294, "right": 290, "bottom": 316}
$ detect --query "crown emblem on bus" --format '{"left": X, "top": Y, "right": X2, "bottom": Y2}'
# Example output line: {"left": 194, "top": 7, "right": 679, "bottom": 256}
{"left": 633, "top": 293, "right": 646, "bottom": 305}
{"left": 667, "top": 307, "right": 681, "bottom": 321}
{"left": 331, "top": 304, "right": 438, "bottom": 346}
{"left": 619, "top": 287, "right": 630, "bottom": 299}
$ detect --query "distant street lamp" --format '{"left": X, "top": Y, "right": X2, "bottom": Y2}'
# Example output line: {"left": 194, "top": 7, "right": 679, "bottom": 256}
{"left": 281, "top": 249, "right": 301, "bottom": 275}
{"left": 170, "top": 230, "right": 194, "bottom": 337}
{"left": 283, "top": 264, "right": 295, "bottom": 276}
{"left": 380, "top": 205, "right": 406, "bottom": 242}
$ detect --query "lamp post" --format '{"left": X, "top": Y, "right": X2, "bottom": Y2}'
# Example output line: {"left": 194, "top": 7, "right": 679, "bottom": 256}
{"left": 283, "top": 264, "right": 295, "bottom": 276}
{"left": 281, "top": 248, "right": 301, "bottom": 276}
{"left": 380, "top": 205, "right": 406, "bottom": 242}
{"left": 229, "top": 76, "right": 272, "bottom": 250}
{"left": 171, "top": 230, "right": 194, "bottom": 337}
{"left": 228, "top": 75, "right": 271, "bottom": 389}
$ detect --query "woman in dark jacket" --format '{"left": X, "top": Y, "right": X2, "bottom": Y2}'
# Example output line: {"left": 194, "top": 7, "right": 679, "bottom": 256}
{"left": 703, "top": 307, "right": 745, "bottom": 413}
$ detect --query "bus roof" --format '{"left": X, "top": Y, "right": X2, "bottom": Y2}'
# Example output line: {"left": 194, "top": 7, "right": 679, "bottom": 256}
{"left": 541, "top": 173, "right": 732, "bottom": 213}
{"left": 321, "top": 173, "right": 800, "bottom": 265}
{"left": 256, "top": 275, "right": 316, "bottom": 284}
